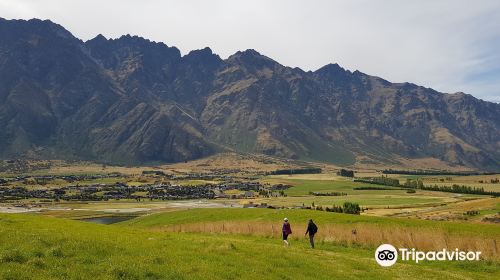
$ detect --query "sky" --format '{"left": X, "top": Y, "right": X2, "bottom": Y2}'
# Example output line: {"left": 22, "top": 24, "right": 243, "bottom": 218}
{"left": 0, "top": 0, "right": 499, "bottom": 102}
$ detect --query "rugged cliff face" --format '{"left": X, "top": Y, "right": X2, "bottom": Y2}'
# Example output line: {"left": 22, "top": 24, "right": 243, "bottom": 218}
{"left": 0, "top": 18, "right": 499, "bottom": 169}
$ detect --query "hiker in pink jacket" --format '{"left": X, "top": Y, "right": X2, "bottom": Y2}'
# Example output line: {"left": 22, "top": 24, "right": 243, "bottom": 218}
{"left": 282, "top": 218, "right": 292, "bottom": 246}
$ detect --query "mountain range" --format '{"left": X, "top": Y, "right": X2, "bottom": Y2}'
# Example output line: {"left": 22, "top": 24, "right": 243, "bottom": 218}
{"left": 0, "top": 18, "right": 499, "bottom": 170}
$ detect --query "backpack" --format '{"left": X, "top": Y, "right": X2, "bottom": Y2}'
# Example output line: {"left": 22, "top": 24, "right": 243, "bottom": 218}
{"left": 310, "top": 223, "right": 318, "bottom": 234}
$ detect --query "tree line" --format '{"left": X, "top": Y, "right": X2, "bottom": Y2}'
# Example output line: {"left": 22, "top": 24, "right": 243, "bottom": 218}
{"left": 382, "top": 169, "right": 498, "bottom": 176}
{"left": 353, "top": 176, "right": 400, "bottom": 187}
{"left": 268, "top": 168, "right": 322, "bottom": 175}
{"left": 310, "top": 202, "right": 362, "bottom": 214}
{"left": 309, "top": 191, "right": 347, "bottom": 196}
{"left": 354, "top": 176, "right": 499, "bottom": 196}
{"left": 419, "top": 183, "right": 500, "bottom": 197}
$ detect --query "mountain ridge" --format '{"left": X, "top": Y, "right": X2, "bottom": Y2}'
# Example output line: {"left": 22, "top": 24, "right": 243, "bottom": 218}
{"left": 0, "top": 18, "right": 499, "bottom": 170}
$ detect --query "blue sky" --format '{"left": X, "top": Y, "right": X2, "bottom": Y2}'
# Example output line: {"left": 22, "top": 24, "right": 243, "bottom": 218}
{"left": 1, "top": 0, "right": 499, "bottom": 102}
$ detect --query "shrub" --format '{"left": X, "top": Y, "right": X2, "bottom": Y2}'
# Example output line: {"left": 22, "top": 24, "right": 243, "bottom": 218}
{"left": 343, "top": 202, "right": 361, "bottom": 215}
{"left": 337, "top": 169, "right": 354, "bottom": 177}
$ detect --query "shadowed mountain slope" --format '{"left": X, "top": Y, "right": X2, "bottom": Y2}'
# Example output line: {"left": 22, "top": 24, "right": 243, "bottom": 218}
{"left": 0, "top": 18, "right": 499, "bottom": 169}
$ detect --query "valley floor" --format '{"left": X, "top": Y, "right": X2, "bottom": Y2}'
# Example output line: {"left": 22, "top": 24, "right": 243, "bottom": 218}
{"left": 1, "top": 158, "right": 499, "bottom": 279}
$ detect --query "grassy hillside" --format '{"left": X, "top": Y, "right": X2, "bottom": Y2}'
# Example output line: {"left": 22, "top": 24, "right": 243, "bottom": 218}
{"left": 122, "top": 208, "right": 499, "bottom": 237}
{"left": 123, "top": 208, "right": 499, "bottom": 259}
{"left": 0, "top": 213, "right": 498, "bottom": 279}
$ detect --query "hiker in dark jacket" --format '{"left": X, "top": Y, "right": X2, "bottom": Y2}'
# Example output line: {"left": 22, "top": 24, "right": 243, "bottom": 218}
{"left": 305, "top": 219, "right": 318, "bottom": 248}
{"left": 282, "top": 218, "right": 292, "bottom": 246}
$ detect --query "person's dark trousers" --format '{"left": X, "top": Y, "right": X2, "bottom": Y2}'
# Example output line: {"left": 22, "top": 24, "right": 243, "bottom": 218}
{"left": 309, "top": 234, "right": 315, "bottom": 248}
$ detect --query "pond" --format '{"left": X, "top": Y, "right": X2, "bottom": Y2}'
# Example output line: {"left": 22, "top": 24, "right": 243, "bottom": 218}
{"left": 80, "top": 216, "right": 136, "bottom": 225}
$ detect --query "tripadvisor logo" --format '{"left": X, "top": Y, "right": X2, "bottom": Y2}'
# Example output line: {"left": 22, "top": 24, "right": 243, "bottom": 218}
{"left": 375, "top": 244, "right": 482, "bottom": 267}
{"left": 375, "top": 244, "right": 398, "bottom": 267}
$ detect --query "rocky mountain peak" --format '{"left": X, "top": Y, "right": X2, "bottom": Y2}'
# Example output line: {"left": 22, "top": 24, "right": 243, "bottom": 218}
{"left": 227, "top": 49, "right": 278, "bottom": 68}
{"left": 183, "top": 47, "right": 222, "bottom": 66}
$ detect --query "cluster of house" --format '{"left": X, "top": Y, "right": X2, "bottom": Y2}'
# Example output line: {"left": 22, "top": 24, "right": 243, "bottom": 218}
{"left": 0, "top": 173, "right": 123, "bottom": 185}
{"left": 171, "top": 173, "right": 234, "bottom": 181}
{"left": 0, "top": 183, "right": 213, "bottom": 201}
{"left": 0, "top": 181, "right": 291, "bottom": 202}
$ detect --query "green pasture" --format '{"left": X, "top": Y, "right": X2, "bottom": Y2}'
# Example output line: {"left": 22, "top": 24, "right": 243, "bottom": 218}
{"left": 0, "top": 212, "right": 497, "bottom": 279}
{"left": 123, "top": 208, "right": 500, "bottom": 238}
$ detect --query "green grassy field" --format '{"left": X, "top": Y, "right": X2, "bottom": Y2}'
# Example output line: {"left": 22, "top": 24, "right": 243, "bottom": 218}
{"left": 1, "top": 212, "right": 498, "bottom": 280}
{"left": 254, "top": 195, "right": 445, "bottom": 208}
{"left": 258, "top": 177, "right": 481, "bottom": 210}
{"left": 123, "top": 208, "right": 500, "bottom": 239}
{"left": 274, "top": 178, "right": 364, "bottom": 195}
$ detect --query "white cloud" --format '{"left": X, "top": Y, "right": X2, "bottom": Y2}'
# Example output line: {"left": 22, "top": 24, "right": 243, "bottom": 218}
{"left": 0, "top": 0, "right": 499, "bottom": 102}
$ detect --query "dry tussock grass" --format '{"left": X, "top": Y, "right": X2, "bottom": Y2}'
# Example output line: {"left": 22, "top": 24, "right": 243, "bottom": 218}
{"left": 157, "top": 221, "right": 499, "bottom": 260}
